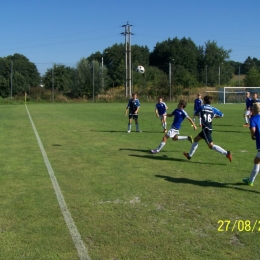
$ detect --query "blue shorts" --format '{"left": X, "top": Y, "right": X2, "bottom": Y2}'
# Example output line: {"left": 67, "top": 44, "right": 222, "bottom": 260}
{"left": 129, "top": 114, "right": 138, "bottom": 120}
{"left": 198, "top": 128, "right": 213, "bottom": 144}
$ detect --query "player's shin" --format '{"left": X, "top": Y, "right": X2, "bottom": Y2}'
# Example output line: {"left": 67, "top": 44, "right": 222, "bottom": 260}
{"left": 249, "top": 164, "right": 260, "bottom": 183}
{"left": 157, "top": 142, "right": 166, "bottom": 152}
{"left": 212, "top": 145, "right": 227, "bottom": 155}
{"left": 189, "top": 142, "right": 198, "bottom": 157}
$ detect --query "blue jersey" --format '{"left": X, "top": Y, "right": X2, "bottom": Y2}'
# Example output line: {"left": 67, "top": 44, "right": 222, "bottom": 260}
{"left": 250, "top": 114, "right": 260, "bottom": 150}
{"left": 194, "top": 98, "right": 203, "bottom": 110}
{"left": 155, "top": 102, "right": 167, "bottom": 115}
{"left": 250, "top": 99, "right": 260, "bottom": 110}
{"left": 195, "top": 104, "right": 223, "bottom": 130}
{"left": 250, "top": 98, "right": 260, "bottom": 110}
{"left": 127, "top": 98, "right": 140, "bottom": 114}
{"left": 170, "top": 109, "right": 188, "bottom": 130}
{"left": 246, "top": 97, "right": 252, "bottom": 110}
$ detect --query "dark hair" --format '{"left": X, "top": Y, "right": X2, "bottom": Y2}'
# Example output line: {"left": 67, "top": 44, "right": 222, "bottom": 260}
{"left": 204, "top": 95, "right": 212, "bottom": 104}
{"left": 179, "top": 100, "right": 187, "bottom": 108}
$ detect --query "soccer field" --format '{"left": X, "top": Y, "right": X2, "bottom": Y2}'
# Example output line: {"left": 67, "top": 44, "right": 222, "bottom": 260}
{"left": 0, "top": 102, "right": 259, "bottom": 260}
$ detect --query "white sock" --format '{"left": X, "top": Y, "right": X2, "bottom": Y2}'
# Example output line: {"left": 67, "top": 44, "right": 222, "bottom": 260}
{"left": 212, "top": 145, "right": 227, "bottom": 155}
{"left": 189, "top": 142, "right": 198, "bottom": 157}
{"left": 135, "top": 123, "right": 139, "bottom": 131}
{"left": 165, "top": 122, "right": 167, "bottom": 129}
{"left": 249, "top": 164, "right": 260, "bottom": 183}
{"left": 178, "top": 136, "right": 188, "bottom": 140}
{"left": 157, "top": 142, "right": 166, "bottom": 152}
{"left": 245, "top": 117, "right": 249, "bottom": 124}
{"left": 199, "top": 118, "right": 201, "bottom": 125}
{"left": 162, "top": 122, "right": 165, "bottom": 129}
{"left": 128, "top": 124, "right": 131, "bottom": 131}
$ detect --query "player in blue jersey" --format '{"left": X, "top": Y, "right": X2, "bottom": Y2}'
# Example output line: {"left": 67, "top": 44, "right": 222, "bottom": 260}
{"left": 125, "top": 92, "right": 141, "bottom": 133}
{"left": 151, "top": 100, "right": 197, "bottom": 154}
{"left": 155, "top": 97, "right": 168, "bottom": 133}
{"left": 243, "top": 91, "right": 251, "bottom": 127}
{"left": 183, "top": 95, "right": 232, "bottom": 162}
{"left": 243, "top": 103, "right": 260, "bottom": 186}
{"left": 193, "top": 93, "right": 203, "bottom": 126}
{"left": 249, "top": 92, "right": 260, "bottom": 115}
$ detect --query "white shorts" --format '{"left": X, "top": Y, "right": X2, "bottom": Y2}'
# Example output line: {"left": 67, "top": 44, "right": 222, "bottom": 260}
{"left": 244, "top": 110, "right": 250, "bottom": 116}
{"left": 166, "top": 128, "right": 179, "bottom": 138}
{"left": 159, "top": 115, "right": 166, "bottom": 120}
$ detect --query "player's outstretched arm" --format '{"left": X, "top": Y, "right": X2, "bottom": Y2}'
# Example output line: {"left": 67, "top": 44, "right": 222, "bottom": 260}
{"left": 187, "top": 116, "right": 197, "bottom": 130}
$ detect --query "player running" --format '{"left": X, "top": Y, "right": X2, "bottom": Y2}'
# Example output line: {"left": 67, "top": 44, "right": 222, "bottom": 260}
{"left": 151, "top": 100, "right": 197, "bottom": 154}
{"left": 243, "top": 91, "right": 251, "bottom": 127}
{"left": 155, "top": 97, "right": 168, "bottom": 133}
{"left": 183, "top": 95, "right": 232, "bottom": 162}
{"left": 243, "top": 102, "right": 260, "bottom": 186}
{"left": 193, "top": 93, "right": 203, "bottom": 126}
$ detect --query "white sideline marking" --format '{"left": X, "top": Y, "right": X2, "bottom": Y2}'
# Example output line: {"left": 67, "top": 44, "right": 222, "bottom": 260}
{"left": 25, "top": 105, "right": 91, "bottom": 260}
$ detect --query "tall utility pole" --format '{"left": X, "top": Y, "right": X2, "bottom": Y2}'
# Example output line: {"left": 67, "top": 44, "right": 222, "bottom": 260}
{"left": 169, "top": 62, "right": 172, "bottom": 101}
{"left": 10, "top": 60, "right": 13, "bottom": 100}
{"left": 205, "top": 65, "right": 208, "bottom": 86}
{"left": 52, "top": 63, "right": 54, "bottom": 102}
{"left": 92, "top": 60, "right": 95, "bottom": 102}
{"left": 121, "top": 22, "right": 133, "bottom": 97}
{"left": 169, "top": 59, "right": 174, "bottom": 101}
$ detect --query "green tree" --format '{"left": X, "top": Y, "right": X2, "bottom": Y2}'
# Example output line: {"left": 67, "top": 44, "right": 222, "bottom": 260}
{"left": 241, "top": 57, "right": 257, "bottom": 75}
{"left": 139, "top": 66, "right": 168, "bottom": 97}
{"left": 149, "top": 37, "right": 200, "bottom": 87}
{"left": 88, "top": 44, "right": 150, "bottom": 89}
{"left": 72, "top": 59, "right": 104, "bottom": 98}
{"left": 244, "top": 67, "right": 260, "bottom": 87}
{"left": 0, "top": 58, "right": 10, "bottom": 79}
{"left": 0, "top": 75, "right": 9, "bottom": 98}
{"left": 198, "top": 40, "right": 232, "bottom": 86}
{"left": 6, "top": 53, "right": 40, "bottom": 86}
{"left": 12, "top": 71, "right": 27, "bottom": 95}
{"left": 43, "top": 64, "right": 75, "bottom": 92}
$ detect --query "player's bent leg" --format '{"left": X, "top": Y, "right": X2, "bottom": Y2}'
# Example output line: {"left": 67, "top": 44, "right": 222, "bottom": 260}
{"left": 211, "top": 143, "right": 232, "bottom": 162}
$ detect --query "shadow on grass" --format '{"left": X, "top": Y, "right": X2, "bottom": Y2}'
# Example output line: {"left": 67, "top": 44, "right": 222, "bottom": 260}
{"left": 91, "top": 130, "right": 127, "bottom": 133}
{"left": 119, "top": 148, "right": 154, "bottom": 154}
{"left": 214, "top": 129, "right": 249, "bottom": 134}
{"left": 129, "top": 154, "right": 226, "bottom": 165}
{"left": 91, "top": 130, "right": 160, "bottom": 133}
{"left": 155, "top": 174, "right": 260, "bottom": 194}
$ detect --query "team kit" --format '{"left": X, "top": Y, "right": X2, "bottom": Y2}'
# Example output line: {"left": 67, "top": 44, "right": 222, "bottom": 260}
{"left": 125, "top": 92, "right": 260, "bottom": 187}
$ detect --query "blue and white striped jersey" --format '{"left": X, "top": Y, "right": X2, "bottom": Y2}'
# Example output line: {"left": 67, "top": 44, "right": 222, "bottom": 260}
{"left": 127, "top": 98, "right": 140, "bottom": 114}
{"left": 195, "top": 104, "right": 223, "bottom": 130}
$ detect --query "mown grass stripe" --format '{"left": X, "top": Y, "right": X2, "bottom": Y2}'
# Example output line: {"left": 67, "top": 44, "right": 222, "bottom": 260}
{"left": 25, "top": 105, "right": 91, "bottom": 260}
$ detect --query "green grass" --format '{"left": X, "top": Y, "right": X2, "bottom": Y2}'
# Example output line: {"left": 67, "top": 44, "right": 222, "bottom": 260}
{"left": 0, "top": 102, "right": 259, "bottom": 260}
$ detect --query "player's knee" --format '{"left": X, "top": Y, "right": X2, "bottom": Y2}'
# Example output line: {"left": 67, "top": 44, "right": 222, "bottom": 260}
{"left": 172, "top": 136, "right": 178, "bottom": 141}
{"left": 208, "top": 144, "right": 213, "bottom": 149}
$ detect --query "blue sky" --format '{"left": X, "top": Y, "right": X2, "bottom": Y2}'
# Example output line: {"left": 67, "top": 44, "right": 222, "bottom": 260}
{"left": 1, "top": 0, "right": 259, "bottom": 75}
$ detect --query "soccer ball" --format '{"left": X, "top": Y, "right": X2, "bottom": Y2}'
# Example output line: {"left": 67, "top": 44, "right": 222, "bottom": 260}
{"left": 136, "top": 65, "right": 145, "bottom": 73}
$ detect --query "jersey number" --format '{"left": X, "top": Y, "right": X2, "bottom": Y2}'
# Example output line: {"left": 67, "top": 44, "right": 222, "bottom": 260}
{"left": 203, "top": 114, "right": 212, "bottom": 123}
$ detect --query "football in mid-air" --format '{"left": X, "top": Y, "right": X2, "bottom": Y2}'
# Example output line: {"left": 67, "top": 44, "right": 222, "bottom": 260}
{"left": 136, "top": 65, "right": 145, "bottom": 73}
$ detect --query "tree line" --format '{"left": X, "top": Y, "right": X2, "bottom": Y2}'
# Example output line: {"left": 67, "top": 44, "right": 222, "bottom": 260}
{"left": 1, "top": 38, "right": 260, "bottom": 99}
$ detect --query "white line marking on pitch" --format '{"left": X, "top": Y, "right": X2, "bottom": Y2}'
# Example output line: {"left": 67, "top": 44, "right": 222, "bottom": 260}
{"left": 25, "top": 105, "right": 91, "bottom": 260}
